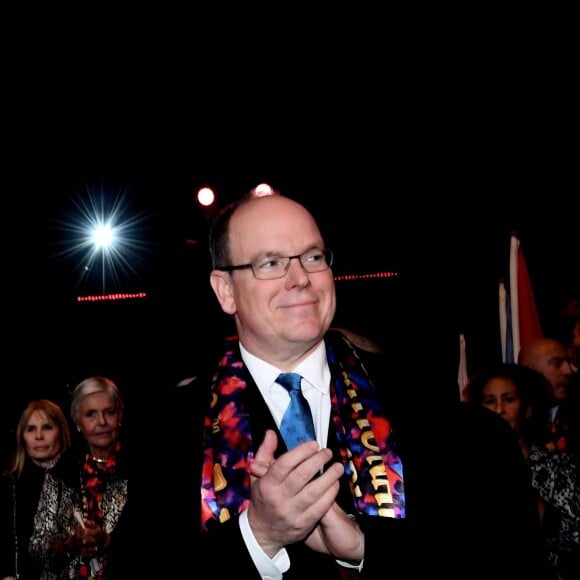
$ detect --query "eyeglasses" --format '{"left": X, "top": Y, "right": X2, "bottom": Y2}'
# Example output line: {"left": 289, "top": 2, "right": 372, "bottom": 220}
{"left": 216, "top": 248, "right": 333, "bottom": 280}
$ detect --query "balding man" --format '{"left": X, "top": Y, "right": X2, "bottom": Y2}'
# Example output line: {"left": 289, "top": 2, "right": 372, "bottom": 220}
{"left": 519, "top": 338, "right": 577, "bottom": 452}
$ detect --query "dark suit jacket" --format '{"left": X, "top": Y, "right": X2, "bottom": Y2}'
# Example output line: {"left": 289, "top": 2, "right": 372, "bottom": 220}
{"left": 158, "top": 332, "right": 551, "bottom": 579}
{"left": 159, "top": 334, "right": 409, "bottom": 578}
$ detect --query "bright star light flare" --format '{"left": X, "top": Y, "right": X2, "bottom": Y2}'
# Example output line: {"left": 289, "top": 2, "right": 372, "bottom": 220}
{"left": 50, "top": 181, "right": 155, "bottom": 296}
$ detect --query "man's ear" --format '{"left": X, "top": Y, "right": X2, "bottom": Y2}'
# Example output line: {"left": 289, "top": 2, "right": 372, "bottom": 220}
{"left": 210, "top": 270, "right": 236, "bottom": 315}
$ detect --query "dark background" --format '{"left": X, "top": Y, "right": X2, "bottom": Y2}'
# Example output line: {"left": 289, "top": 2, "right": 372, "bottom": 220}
{"left": 0, "top": 21, "right": 577, "bottom": 580}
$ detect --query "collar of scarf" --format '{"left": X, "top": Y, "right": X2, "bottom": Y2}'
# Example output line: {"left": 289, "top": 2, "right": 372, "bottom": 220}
{"left": 201, "top": 332, "right": 405, "bottom": 532}
{"left": 81, "top": 439, "right": 121, "bottom": 523}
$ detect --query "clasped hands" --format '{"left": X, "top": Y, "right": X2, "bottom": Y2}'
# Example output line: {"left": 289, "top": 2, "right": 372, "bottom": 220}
{"left": 248, "top": 429, "right": 365, "bottom": 562}
{"left": 71, "top": 519, "right": 107, "bottom": 558}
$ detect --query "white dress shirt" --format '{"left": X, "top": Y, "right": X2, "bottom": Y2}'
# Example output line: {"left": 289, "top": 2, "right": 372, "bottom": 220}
{"left": 238, "top": 340, "right": 331, "bottom": 579}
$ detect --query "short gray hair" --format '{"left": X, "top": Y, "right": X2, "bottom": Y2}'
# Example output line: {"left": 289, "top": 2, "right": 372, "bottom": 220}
{"left": 70, "top": 376, "right": 124, "bottom": 425}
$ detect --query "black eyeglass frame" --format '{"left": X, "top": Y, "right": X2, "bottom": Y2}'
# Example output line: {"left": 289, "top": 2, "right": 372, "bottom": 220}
{"left": 215, "top": 248, "right": 334, "bottom": 280}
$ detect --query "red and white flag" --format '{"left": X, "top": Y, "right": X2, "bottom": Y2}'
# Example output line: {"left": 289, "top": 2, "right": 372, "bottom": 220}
{"left": 508, "top": 234, "right": 543, "bottom": 360}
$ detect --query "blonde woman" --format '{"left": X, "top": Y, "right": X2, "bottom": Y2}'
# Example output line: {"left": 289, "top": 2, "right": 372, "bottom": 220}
{"left": 0, "top": 399, "right": 71, "bottom": 579}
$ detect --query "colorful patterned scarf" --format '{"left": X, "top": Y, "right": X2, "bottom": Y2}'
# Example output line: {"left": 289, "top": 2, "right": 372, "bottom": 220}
{"left": 201, "top": 332, "right": 405, "bottom": 532}
{"left": 79, "top": 440, "right": 120, "bottom": 580}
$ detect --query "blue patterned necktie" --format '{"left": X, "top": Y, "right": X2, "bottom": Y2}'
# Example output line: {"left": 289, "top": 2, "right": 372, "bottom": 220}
{"left": 277, "top": 372, "right": 316, "bottom": 449}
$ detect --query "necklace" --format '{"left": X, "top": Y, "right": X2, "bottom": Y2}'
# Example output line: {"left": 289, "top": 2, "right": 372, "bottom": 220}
{"left": 91, "top": 456, "right": 108, "bottom": 464}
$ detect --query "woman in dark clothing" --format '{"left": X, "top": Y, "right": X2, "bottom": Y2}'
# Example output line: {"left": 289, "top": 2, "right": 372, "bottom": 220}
{"left": 466, "top": 363, "right": 579, "bottom": 579}
{"left": 0, "top": 399, "right": 70, "bottom": 580}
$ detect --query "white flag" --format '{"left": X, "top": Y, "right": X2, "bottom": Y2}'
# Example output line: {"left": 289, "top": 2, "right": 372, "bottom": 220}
{"left": 458, "top": 332, "right": 468, "bottom": 401}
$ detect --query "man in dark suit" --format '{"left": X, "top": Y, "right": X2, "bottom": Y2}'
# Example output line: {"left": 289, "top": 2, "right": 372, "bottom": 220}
{"left": 163, "top": 190, "right": 548, "bottom": 579}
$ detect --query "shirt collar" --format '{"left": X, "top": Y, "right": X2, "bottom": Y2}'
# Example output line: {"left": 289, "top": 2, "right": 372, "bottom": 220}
{"left": 240, "top": 340, "right": 330, "bottom": 395}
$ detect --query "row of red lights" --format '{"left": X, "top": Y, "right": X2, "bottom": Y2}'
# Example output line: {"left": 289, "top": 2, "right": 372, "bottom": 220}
{"left": 334, "top": 271, "right": 399, "bottom": 282}
{"left": 76, "top": 292, "right": 148, "bottom": 302}
{"left": 76, "top": 272, "right": 398, "bottom": 302}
